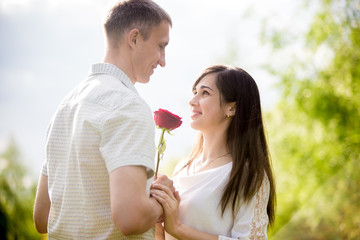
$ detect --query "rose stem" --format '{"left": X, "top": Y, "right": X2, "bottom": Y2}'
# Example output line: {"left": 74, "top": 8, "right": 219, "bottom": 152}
{"left": 154, "top": 128, "right": 166, "bottom": 178}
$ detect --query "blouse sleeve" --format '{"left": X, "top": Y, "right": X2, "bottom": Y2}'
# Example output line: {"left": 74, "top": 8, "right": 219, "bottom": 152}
{"left": 218, "top": 177, "right": 270, "bottom": 240}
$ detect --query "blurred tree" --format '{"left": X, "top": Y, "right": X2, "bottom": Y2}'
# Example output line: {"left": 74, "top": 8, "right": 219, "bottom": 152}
{"left": 0, "top": 138, "right": 44, "bottom": 240}
{"left": 262, "top": 0, "right": 360, "bottom": 239}
{"left": 158, "top": 156, "right": 183, "bottom": 177}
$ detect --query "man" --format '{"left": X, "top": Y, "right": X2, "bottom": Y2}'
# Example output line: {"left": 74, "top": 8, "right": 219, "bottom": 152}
{"left": 33, "top": 0, "right": 172, "bottom": 238}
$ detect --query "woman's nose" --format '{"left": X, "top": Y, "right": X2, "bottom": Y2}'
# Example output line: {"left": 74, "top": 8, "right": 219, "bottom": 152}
{"left": 189, "top": 95, "right": 197, "bottom": 106}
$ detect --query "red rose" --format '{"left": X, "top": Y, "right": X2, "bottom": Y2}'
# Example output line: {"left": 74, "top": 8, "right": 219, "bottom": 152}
{"left": 153, "top": 109, "right": 182, "bottom": 177}
{"left": 154, "top": 109, "right": 182, "bottom": 131}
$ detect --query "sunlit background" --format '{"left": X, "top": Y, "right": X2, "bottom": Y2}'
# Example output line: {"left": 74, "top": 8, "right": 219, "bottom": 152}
{"left": 1, "top": 0, "right": 359, "bottom": 239}
{"left": 0, "top": 0, "right": 310, "bottom": 177}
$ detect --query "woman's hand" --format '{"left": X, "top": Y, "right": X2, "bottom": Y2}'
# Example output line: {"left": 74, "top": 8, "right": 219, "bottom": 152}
{"left": 152, "top": 173, "right": 175, "bottom": 193}
{"left": 150, "top": 183, "right": 182, "bottom": 236}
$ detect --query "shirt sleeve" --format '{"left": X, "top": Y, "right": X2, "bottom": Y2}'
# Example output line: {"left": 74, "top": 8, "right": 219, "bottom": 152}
{"left": 41, "top": 119, "right": 54, "bottom": 177}
{"left": 41, "top": 160, "right": 48, "bottom": 176}
{"left": 99, "top": 97, "right": 156, "bottom": 178}
{"left": 218, "top": 178, "right": 270, "bottom": 240}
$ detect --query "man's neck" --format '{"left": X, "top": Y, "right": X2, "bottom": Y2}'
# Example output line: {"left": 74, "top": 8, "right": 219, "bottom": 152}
{"left": 103, "top": 45, "right": 135, "bottom": 84}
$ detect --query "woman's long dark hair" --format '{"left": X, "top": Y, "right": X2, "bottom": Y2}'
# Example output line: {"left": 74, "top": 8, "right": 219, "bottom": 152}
{"left": 180, "top": 65, "right": 276, "bottom": 226}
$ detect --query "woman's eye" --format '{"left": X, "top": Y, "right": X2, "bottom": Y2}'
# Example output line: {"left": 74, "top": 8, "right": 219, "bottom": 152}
{"left": 202, "top": 90, "right": 209, "bottom": 95}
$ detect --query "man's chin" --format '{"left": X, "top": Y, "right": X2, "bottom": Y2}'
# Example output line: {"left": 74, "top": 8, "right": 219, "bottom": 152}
{"left": 143, "top": 77, "right": 151, "bottom": 84}
{"left": 134, "top": 75, "right": 151, "bottom": 84}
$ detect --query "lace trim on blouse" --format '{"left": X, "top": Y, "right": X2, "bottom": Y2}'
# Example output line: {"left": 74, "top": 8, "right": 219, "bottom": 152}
{"left": 218, "top": 178, "right": 270, "bottom": 240}
{"left": 249, "top": 178, "right": 269, "bottom": 239}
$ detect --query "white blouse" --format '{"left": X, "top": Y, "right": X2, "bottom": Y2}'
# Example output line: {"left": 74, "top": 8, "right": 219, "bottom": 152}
{"left": 166, "top": 161, "right": 270, "bottom": 240}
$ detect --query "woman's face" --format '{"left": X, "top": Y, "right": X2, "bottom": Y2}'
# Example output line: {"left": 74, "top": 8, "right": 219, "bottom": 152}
{"left": 189, "top": 73, "right": 230, "bottom": 132}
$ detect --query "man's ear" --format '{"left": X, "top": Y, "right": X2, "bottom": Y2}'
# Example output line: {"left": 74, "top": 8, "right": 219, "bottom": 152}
{"left": 128, "top": 28, "right": 140, "bottom": 48}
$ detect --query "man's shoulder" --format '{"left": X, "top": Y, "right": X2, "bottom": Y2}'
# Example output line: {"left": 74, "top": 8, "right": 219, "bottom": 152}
{"left": 66, "top": 74, "right": 144, "bottom": 111}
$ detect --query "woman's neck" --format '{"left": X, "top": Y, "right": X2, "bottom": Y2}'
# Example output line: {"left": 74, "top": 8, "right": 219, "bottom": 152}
{"left": 191, "top": 132, "right": 231, "bottom": 174}
{"left": 200, "top": 130, "right": 230, "bottom": 164}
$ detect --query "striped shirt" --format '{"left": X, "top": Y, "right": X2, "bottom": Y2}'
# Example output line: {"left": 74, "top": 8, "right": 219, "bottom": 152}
{"left": 42, "top": 63, "right": 156, "bottom": 239}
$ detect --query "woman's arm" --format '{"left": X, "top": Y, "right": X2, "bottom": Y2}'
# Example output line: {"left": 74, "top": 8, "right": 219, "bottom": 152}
{"left": 151, "top": 183, "right": 218, "bottom": 240}
{"left": 226, "top": 178, "right": 270, "bottom": 240}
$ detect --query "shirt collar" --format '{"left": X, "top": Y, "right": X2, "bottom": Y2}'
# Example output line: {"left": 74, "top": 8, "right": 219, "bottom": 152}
{"left": 89, "top": 63, "right": 138, "bottom": 94}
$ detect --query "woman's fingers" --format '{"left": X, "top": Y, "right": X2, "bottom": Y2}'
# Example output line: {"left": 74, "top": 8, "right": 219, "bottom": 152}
{"left": 152, "top": 192, "right": 173, "bottom": 213}
{"left": 174, "top": 190, "right": 181, "bottom": 202}
{"left": 151, "top": 188, "right": 174, "bottom": 204}
{"left": 151, "top": 189, "right": 178, "bottom": 212}
{"left": 152, "top": 183, "right": 174, "bottom": 197}
{"left": 152, "top": 187, "right": 181, "bottom": 235}
{"left": 152, "top": 174, "right": 175, "bottom": 193}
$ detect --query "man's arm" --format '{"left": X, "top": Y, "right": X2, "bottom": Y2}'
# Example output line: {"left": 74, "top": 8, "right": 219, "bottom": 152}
{"left": 110, "top": 166, "right": 163, "bottom": 235}
{"left": 33, "top": 175, "right": 50, "bottom": 233}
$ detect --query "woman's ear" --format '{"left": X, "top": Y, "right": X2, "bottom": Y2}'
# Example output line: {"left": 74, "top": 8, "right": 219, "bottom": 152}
{"left": 127, "top": 28, "right": 140, "bottom": 48}
{"left": 227, "top": 102, "right": 236, "bottom": 117}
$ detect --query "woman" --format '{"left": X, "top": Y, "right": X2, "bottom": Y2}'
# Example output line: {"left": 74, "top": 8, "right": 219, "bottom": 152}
{"left": 151, "top": 65, "right": 276, "bottom": 240}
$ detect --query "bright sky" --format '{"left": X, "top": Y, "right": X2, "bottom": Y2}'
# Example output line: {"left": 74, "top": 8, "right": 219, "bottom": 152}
{"left": 0, "top": 0, "right": 313, "bottom": 177}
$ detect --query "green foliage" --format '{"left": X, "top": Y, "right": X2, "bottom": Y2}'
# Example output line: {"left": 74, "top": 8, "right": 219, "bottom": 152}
{"left": 0, "top": 139, "right": 43, "bottom": 240}
{"left": 263, "top": 0, "right": 360, "bottom": 238}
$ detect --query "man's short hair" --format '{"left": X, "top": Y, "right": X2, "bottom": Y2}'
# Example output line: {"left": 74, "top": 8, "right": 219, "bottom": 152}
{"left": 104, "top": 0, "right": 172, "bottom": 43}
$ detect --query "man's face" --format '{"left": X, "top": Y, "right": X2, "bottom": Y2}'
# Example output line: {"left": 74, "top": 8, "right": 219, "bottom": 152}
{"left": 131, "top": 21, "right": 170, "bottom": 84}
